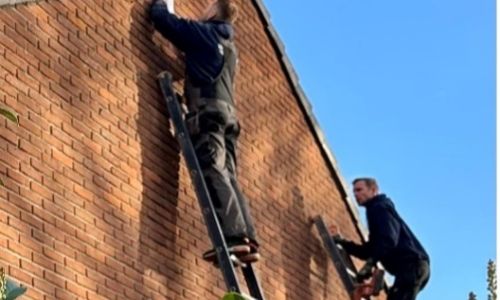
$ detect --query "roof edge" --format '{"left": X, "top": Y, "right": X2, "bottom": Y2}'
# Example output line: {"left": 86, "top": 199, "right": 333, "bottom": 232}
{"left": 250, "top": 0, "right": 368, "bottom": 240}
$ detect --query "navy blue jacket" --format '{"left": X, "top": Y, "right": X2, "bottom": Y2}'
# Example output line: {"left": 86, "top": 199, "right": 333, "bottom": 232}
{"left": 149, "top": 0, "right": 234, "bottom": 85}
{"left": 342, "top": 194, "right": 429, "bottom": 274}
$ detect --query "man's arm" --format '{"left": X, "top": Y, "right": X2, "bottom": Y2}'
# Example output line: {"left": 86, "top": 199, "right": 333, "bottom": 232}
{"left": 340, "top": 240, "right": 371, "bottom": 260}
{"left": 149, "top": 0, "right": 212, "bottom": 52}
{"left": 329, "top": 225, "right": 370, "bottom": 260}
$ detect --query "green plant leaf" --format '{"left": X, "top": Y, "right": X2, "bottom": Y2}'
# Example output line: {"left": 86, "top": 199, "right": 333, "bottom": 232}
{"left": 5, "top": 278, "right": 26, "bottom": 300}
{"left": 0, "top": 107, "right": 19, "bottom": 125}
{"left": 222, "top": 292, "right": 255, "bottom": 300}
{"left": 0, "top": 268, "right": 6, "bottom": 300}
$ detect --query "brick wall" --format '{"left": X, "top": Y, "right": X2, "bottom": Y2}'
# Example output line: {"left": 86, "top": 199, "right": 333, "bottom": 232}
{"left": 0, "top": 1, "right": 383, "bottom": 299}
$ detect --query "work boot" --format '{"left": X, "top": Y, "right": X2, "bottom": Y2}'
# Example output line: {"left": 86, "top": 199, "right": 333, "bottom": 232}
{"left": 202, "top": 244, "right": 251, "bottom": 263}
{"left": 238, "top": 239, "right": 260, "bottom": 264}
{"left": 238, "top": 252, "right": 260, "bottom": 264}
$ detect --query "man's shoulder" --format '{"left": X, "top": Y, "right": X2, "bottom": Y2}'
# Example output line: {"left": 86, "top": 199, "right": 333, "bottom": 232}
{"left": 206, "top": 21, "right": 234, "bottom": 40}
{"left": 368, "top": 195, "right": 395, "bottom": 212}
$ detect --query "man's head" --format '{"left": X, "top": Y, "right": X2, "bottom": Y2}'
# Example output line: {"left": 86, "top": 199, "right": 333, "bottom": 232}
{"left": 352, "top": 177, "right": 379, "bottom": 206}
{"left": 201, "top": 0, "right": 239, "bottom": 23}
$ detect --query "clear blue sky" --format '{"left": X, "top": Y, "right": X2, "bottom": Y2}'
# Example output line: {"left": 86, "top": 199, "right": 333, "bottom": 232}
{"left": 262, "top": 0, "right": 496, "bottom": 299}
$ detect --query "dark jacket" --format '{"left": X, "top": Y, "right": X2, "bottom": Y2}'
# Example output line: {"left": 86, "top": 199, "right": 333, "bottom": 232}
{"left": 342, "top": 194, "right": 429, "bottom": 274}
{"left": 149, "top": 0, "right": 235, "bottom": 86}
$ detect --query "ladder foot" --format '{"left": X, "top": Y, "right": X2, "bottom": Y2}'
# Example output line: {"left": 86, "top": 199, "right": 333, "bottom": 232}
{"left": 239, "top": 252, "right": 261, "bottom": 264}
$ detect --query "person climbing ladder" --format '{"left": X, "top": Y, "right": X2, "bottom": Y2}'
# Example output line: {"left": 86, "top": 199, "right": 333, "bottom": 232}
{"left": 150, "top": 0, "right": 260, "bottom": 266}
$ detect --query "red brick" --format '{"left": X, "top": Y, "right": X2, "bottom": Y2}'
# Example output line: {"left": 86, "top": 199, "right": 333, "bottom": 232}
{"left": 19, "top": 233, "right": 43, "bottom": 253}
{"left": 33, "top": 277, "right": 57, "bottom": 296}
{"left": 30, "top": 181, "right": 53, "bottom": 200}
{"left": 44, "top": 269, "right": 66, "bottom": 289}
{"left": 54, "top": 263, "right": 77, "bottom": 281}
{"left": 96, "top": 283, "right": 120, "bottom": 300}
{"left": 54, "top": 287, "right": 77, "bottom": 300}
{"left": 0, "top": 52, "right": 19, "bottom": 75}
{"left": 22, "top": 286, "right": 45, "bottom": 299}
{"left": 50, "top": 148, "right": 73, "bottom": 169}
{"left": 32, "top": 227, "right": 55, "bottom": 245}
{"left": 1, "top": 195, "right": 23, "bottom": 217}
{"left": 18, "top": 138, "right": 42, "bottom": 159}
{"left": 7, "top": 239, "right": 31, "bottom": 260}
{"left": 45, "top": 224, "right": 67, "bottom": 244}
{"left": 33, "top": 251, "right": 56, "bottom": 271}
{"left": 9, "top": 266, "right": 34, "bottom": 286}
{"left": 20, "top": 162, "right": 43, "bottom": 183}
{"left": 20, "top": 258, "right": 45, "bottom": 278}
{"left": 62, "top": 167, "right": 85, "bottom": 186}
{"left": 38, "top": 62, "right": 60, "bottom": 82}
{"left": 4, "top": 50, "right": 28, "bottom": 73}
{"left": 7, "top": 212, "right": 32, "bottom": 236}
{"left": 0, "top": 247, "right": 20, "bottom": 266}
{"left": 42, "top": 247, "right": 65, "bottom": 265}
{"left": 66, "top": 280, "right": 88, "bottom": 298}
{"left": 75, "top": 273, "right": 98, "bottom": 291}
{"left": 41, "top": 175, "right": 65, "bottom": 196}
{"left": 17, "top": 69, "right": 41, "bottom": 92}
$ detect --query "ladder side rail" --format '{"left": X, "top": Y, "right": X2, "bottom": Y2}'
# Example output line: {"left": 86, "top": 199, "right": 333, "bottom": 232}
{"left": 158, "top": 72, "right": 242, "bottom": 293}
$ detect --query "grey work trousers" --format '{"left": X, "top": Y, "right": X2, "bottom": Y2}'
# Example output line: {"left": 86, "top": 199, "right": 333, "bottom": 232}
{"left": 186, "top": 98, "right": 257, "bottom": 243}
{"left": 388, "top": 260, "right": 430, "bottom": 300}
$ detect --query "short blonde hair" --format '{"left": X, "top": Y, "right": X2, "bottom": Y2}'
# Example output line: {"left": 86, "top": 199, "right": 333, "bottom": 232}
{"left": 217, "top": 0, "right": 239, "bottom": 23}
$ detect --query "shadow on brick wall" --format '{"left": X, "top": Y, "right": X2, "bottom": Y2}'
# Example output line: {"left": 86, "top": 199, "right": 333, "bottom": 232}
{"left": 282, "top": 186, "right": 312, "bottom": 299}
{"left": 280, "top": 186, "right": 329, "bottom": 300}
{"left": 129, "top": 2, "right": 185, "bottom": 298}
